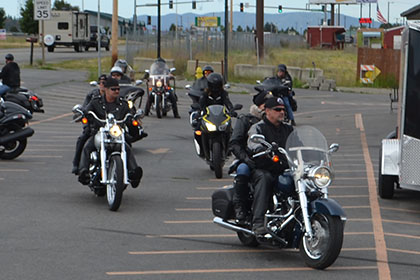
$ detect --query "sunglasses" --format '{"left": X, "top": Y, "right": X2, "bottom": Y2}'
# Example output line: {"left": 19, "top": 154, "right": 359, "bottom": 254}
{"left": 272, "top": 107, "right": 285, "bottom": 112}
{"left": 110, "top": 87, "right": 120, "bottom": 91}
{"left": 99, "top": 80, "right": 106, "bottom": 84}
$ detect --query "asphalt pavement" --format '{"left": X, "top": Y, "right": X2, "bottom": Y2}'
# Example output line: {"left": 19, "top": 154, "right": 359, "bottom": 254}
{"left": 0, "top": 68, "right": 419, "bottom": 280}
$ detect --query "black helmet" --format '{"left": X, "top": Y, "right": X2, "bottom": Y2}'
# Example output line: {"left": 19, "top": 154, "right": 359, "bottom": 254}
{"left": 202, "top": 65, "right": 214, "bottom": 75}
{"left": 155, "top": 57, "right": 166, "bottom": 64}
{"left": 5, "top": 54, "right": 14, "bottom": 61}
{"left": 114, "top": 59, "right": 128, "bottom": 73}
{"left": 207, "top": 73, "right": 224, "bottom": 92}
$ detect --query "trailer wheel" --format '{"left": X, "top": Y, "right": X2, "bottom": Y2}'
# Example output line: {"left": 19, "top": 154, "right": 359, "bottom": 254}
{"left": 378, "top": 147, "right": 397, "bottom": 199}
{"left": 47, "top": 45, "right": 55, "bottom": 52}
{"left": 74, "top": 44, "right": 80, "bottom": 52}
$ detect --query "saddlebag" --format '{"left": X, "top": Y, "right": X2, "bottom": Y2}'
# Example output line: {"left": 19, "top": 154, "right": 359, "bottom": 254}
{"left": 211, "top": 186, "right": 235, "bottom": 220}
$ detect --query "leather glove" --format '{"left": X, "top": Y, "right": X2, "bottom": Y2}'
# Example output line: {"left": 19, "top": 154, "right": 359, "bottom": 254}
{"left": 244, "top": 157, "right": 256, "bottom": 169}
{"left": 230, "top": 111, "right": 238, "bottom": 118}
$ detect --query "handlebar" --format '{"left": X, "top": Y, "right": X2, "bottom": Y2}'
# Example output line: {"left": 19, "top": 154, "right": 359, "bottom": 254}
{"left": 87, "top": 111, "right": 133, "bottom": 124}
{"left": 250, "top": 135, "right": 296, "bottom": 168}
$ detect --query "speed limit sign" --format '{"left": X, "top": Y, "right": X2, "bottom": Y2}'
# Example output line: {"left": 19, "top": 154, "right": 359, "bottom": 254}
{"left": 34, "top": 0, "right": 51, "bottom": 20}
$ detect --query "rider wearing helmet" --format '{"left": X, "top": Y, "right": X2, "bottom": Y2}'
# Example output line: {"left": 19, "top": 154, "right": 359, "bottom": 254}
{"left": 114, "top": 59, "right": 134, "bottom": 81}
{"left": 110, "top": 66, "right": 131, "bottom": 84}
{"left": 0, "top": 54, "right": 20, "bottom": 96}
{"left": 199, "top": 72, "right": 233, "bottom": 112}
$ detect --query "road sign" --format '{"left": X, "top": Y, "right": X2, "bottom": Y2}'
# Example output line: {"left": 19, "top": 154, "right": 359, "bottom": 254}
{"left": 360, "top": 64, "right": 381, "bottom": 84}
{"left": 34, "top": 0, "right": 51, "bottom": 20}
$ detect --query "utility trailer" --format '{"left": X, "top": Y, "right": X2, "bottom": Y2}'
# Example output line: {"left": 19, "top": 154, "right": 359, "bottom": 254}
{"left": 39, "top": 10, "right": 89, "bottom": 52}
{"left": 379, "top": 21, "right": 420, "bottom": 198}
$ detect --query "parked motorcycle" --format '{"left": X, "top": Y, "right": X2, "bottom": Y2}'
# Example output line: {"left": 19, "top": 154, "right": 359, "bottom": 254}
{"left": 144, "top": 60, "right": 177, "bottom": 118}
{"left": 0, "top": 83, "right": 44, "bottom": 114}
{"left": 72, "top": 104, "right": 144, "bottom": 211}
{"left": 0, "top": 98, "right": 35, "bottom": 159}
{"left": 212, "top": 125, "right": 345, "bottom": 269}
{"left": 191, "top": 103, "right": 242, "bottom": 178}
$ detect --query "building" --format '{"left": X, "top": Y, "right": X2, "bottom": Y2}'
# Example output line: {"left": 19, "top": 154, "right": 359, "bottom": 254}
{"left": 401, "top": 4, "right": 420, "bottom": 20}
{"left": 307, "top": 26, "right": 346, "bottom": 49}
{"left": 84, "top": 10, "right": 143, "bottom": 37}
{"left": 383, "top": 26, "right": 404, "bottom": 50}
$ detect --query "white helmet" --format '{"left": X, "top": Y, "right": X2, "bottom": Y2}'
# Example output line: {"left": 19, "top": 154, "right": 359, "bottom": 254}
{"left": 110, "top": 66, "right": 123, "bottom": 76}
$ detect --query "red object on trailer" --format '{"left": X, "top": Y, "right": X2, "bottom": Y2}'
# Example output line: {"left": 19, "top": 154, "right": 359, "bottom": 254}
{"left": 307, "top": 26, "right": 346, "bottom": 49}
{"left": 383, "top": 26, "right": 404, "bottom": 49}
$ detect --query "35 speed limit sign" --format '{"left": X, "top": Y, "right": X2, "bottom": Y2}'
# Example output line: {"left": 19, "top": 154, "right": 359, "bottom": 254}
{"left": 34, "top": 0, "right": 51, "bottom": 20}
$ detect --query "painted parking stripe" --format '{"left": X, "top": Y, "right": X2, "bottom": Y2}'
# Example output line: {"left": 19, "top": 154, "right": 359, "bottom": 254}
{"left": 387, "top": 248, "right": 420, "bottom": 255}
{"left": 385, "top": 232, "right": 420, "bottom": 240}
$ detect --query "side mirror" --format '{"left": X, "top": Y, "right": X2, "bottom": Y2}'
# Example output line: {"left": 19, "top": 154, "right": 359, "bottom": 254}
{"left": 143, "top": 72, "right": 150, "bottom": 80}
{"left": 185, "top": 84, "right": 191, "bottom": 90}
{"left": 224, "top": 83, "right": 230, "bottom": 89}
{"left": 135, "top": 80, "right": 143, "bottom": 86}
{"left": 90, "top": 81, "right": 98, "bottom": 87}
{"left": 145, "top": 69, "right": 150, "bottom": 73}
{"left": 328, "top": 143, "right": 339, "bottom": 153}
{"left": 256, "top": 80, "right": 261, "bottom": 84}
{"left": 72, "top": 104, "right": 83, "bottom": 114}
{"left": 233, "top": 104, "right": 243, "bottom": 111}
{"left": 134, "top": 108, "right": 145, "bottom": 119}
{"left": 250, "top": 134, "right": 266, "bottom": 144}
{"left": 170, "top": 67, "right": 176, "bottom": 73}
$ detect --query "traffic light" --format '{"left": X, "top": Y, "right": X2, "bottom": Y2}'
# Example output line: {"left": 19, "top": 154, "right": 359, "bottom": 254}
{"left": 240, "top": 3, "right": 244, "bottom": 12}
{"left": 147, "top": 16, "right": 151, "bottom": 25}
{"left": 169, "top": 0, "right": 173, "bottom": 9}
{"left": 278, "top": 5, "right": 282, "bottom": 13}
{"left": 192, "top": 1, "right": 196, "bottom": 9}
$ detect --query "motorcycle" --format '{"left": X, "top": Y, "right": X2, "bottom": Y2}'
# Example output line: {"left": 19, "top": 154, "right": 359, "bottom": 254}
{"left": 72, "top": 104, "right": 144, "bottom": 211}
{"left": 0, "top": 98, "right": 35, "bottom": 159}
{"left": 89, "top": 80, "right": 146, "bottom": 143}
{"left": 191, "top": 102, "right": 242, "bottom": 178}
{"left": 143, "top": 61, "right": 177, "bottom": 118}
{"left": 212, "top": 125, "right": 345, "bottom": 269}
{"left": 2, "top": 87, "right": 44, "bottom": 114}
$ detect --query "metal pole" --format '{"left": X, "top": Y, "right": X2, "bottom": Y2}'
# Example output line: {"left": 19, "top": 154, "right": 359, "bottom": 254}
{"left": 224, "top": 0, "right": 228, "bottom": 82}
{"left": 360, "top": 4, "right": 362, "bottom": 28}
{"left": 157, "top": 0, "right": 161, "bottom": 58}
{"left": 134, "top": 0, "right": 137, "bottom": 36}
{"left": 97, "top": 0, "right": 101, "bottom": 76}
{"left": 41, "top": 20, "right": 45, "bottom": 64}
{"left": 230, "top": 0, "right": 233, "bottom": 32}
{"left": 256, "top": 0, "right": 264, "bottom": 61}
{"left": 369, "top": 3, "right": 371, "bottom": 28}
{"left": 111, "top": 0, "right": 118, "bottom": 66}
{"left": 175, "top": 0, "right": 178, "bottom": 40}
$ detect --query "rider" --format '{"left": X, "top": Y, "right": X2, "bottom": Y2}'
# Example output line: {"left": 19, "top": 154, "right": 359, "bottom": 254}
{"left": 229, "top": 90, "right": 270, "bottom": 223}
{"left": 273, "top": 64, "right": 296, "bottom": 126}
{"left": 110, "top": 66, "right": 131, "bottom": 84}
{"left": 247, "top": 97, "right": 293, "bottom": 235}
{"left": 78, "top": 77, "right": 143, "bottom": 188}
{"left": 72, "top": 74, "right": 107, "bottom": 174}
{"left": 0, "top": 54, "right": 20, "bottom": 96}
{"left": 188, "top": 65, "right": 214, "bottom": 116}
{"left": 114, "top": 59, "right": 134, "bottom": 81}
{"left": 199, "top": 72, "right": 233, "bottom": 112}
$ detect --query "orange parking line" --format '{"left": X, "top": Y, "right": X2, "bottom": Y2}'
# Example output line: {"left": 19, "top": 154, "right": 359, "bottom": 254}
{"left": 342, "top": 205, "right": 370, "bottom": 209}
{"left": 345, "top": 232, "right": 374, "bottom": 235}
{"left": 164, "top": 220, "right": 212, "bottom": 224}
{"left": 186, "top": 197, "right": 211, "bottom": 200}
{"left": 330, "top": 195, "right": 369, "bottom": 198}
{"left": 381, "top": 206, "right": 420, "bottom": 214}
{"left": 383, "top": 219, "right": 420, "bottom": 226}
{"left": 387, "top": 248, "right": 420, "bottom": 255}
{"left": 357, "top": 113, "right": 391, "bottom": 280}
{"left": 30, "top": 112, "right": 73, "bottom": 125}
{"left": 385, "top": 232, "right": 420, "bottom": 240}
{"left": 106, "top": 266, "right": 377, "bottom": 276}
{"left": 146, "top": 234, "right": 236, "bottom": 238}
{"left": 175, "top": 208, "right": 211, "bottom": 211}
{"left": 196, "top": 187, "right": 220, "bottom": 190}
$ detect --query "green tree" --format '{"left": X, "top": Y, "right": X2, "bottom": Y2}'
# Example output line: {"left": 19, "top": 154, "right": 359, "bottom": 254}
{"left": 264, "top": 22, "right": 278, "bottom": 33}
{"left": 236, "top": 25, "right": 243, "bottom": 32}
{"left": 0, "top": 8, "right": 6, "bottom": 28}
{"left": 53, "top": 0, "right": 79, "bottom": 11}
{"left": 169, "top": 23, "right": 176, "bottom": 32}
{"left": 19, "top": 0, "right": 38, "bottom": 34}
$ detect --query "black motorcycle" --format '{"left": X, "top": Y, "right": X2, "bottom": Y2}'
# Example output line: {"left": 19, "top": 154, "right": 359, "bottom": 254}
{"left": 191, "top": 103, "right": 242, "bottom": 178}
{"left": 0, "top": 98, "right": 35, "bottom": 159}
{"left": 2, "top": 86, "right": 44, "bottom": 114}
{"left": 212, "top": 126, "right": 345, "bottom": 269}
{"left": 144, "top": 61, "right": 177, "bottom": 118}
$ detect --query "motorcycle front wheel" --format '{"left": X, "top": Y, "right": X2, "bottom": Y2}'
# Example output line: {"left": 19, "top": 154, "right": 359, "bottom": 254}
{"left": 106, "top": 155, "right": 125, "bottom": 211}
{"left": 300, "top": 213, "right": 343, "bottom": 269}
{"left": 212, "top": 141, "right": 223, "bottom": 178}
{"left": 156, "top": 95, "right": 162, "bottom": 119}
{"left": 0, "top": 125, "right": 28, "bottom": 160}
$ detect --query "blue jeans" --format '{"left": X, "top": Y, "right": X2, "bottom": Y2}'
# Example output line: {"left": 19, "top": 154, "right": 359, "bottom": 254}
{"left": 282, "top": 95, "right": 294, "bottom": 121}
{"left": 236, "top": 162, "right": 251, "bottom": 177}
{"left": 0, "top": 85, "right": 10, "bottom": 97}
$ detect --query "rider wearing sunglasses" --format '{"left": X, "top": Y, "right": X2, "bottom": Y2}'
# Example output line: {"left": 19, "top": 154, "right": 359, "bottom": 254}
{"left": 246, "top": 97, "right": 294, "bottom": 236}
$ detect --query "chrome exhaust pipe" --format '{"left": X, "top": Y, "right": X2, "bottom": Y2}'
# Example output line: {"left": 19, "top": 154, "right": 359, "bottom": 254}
{"left": 213, "top": 217, "right": 254, "bottom": 235}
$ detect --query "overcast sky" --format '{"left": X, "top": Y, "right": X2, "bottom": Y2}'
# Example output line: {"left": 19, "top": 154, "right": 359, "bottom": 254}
{"left": 2, "top": 0, "right": 417, "bottom": 24}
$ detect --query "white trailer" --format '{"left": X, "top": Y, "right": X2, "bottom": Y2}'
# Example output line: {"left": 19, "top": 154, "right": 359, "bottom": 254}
{"left": 39, "top": 10, "right": 89, "bottom": 52}
{"left": 379, "top": 21, "right": 420, "bottom": 198}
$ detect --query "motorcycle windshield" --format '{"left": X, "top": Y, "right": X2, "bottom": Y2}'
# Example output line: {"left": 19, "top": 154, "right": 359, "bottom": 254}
{"left": 205, "top": 105, "right": 228, "bottom": 126}
{"left": 255, "top": 77, "right": 289, "bottom": 97}
{"left": 285, "top": 125, "right": 329, "bottom": 167}
{"left": 150, "top": 61, "right": 170, "bottom": 75}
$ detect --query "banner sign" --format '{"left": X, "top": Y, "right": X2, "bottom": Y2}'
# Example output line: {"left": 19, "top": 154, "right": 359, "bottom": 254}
{"left": 195, "top": 17, "right": 221, "bottom": 28}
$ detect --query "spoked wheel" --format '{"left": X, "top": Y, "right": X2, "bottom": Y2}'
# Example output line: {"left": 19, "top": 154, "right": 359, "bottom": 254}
{"left": 156, "top": 95, "right": 162, "bottom": 119}
{"left": 106, "top": 155, "right": 125, "bottom": 211}
{"left": 212, "top": 141, "right": 223, "bottom": 178}
{"left": 300, "top": 213, "right": 344, "bottom": 269}
{"left": 0, "top": 125, "right": 28, "bottom": 160}
{"left": 237, "top": 231, "right": 259, "bottom": 247}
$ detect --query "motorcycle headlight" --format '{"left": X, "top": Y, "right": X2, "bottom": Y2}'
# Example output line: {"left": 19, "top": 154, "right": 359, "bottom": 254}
{"left": 156, "top": 80, "right": 163, "bottom": 88}
{"left": 308, "top": 166, "right": 332, "bottom": 188}
{"left": 204, "top": 120, "right": 217, "bottom": 132}
{"left": 109, "top": 124, "right": 122, "bottom": 138}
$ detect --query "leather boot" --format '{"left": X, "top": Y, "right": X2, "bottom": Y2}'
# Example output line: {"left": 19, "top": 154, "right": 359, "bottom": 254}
{"left": 232, "top": 175, "right": 250, "bottom": 223}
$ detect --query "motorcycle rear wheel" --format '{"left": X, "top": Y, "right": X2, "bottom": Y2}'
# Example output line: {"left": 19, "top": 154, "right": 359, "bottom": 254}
{"left": 212, "top": 142, "right": 223, "bottom": 178}
{"left": 106, "top": 155, "right": 125, "bottom": 211}
{"left": 0, "top": 125, "right": 28, "bottom": 160}
{"left": 237, "top": 232, "right": 259, "bottom": 247}
{"left": 300, "top": 213, "right": 343, "bottom": 269}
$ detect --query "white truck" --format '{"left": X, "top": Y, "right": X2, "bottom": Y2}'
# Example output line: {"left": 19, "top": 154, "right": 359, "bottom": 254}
{"left": 39, "top": 10, "right": 89, "bottom": 52}
{"left": 379, "top": 21, "right": 420, "bottom": 198}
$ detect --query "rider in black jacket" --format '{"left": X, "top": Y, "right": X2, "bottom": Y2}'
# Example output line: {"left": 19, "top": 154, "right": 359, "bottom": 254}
{"left": 247, "top": 97, "right": 293, "bottom": 235}
{"left": 229, "top": 90, "right": 270, "bottom": 222}
{"left": 199, "top": 73, "right": 233, "bottom": 112}
{"left": 272, "top": 64, "right": 296, "bottom": 126}
{"left": 78, "top": 78, "right": 143, "bottom": 188}
{"left": 0, "top": 54, "right": 20, "bottom": 96}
